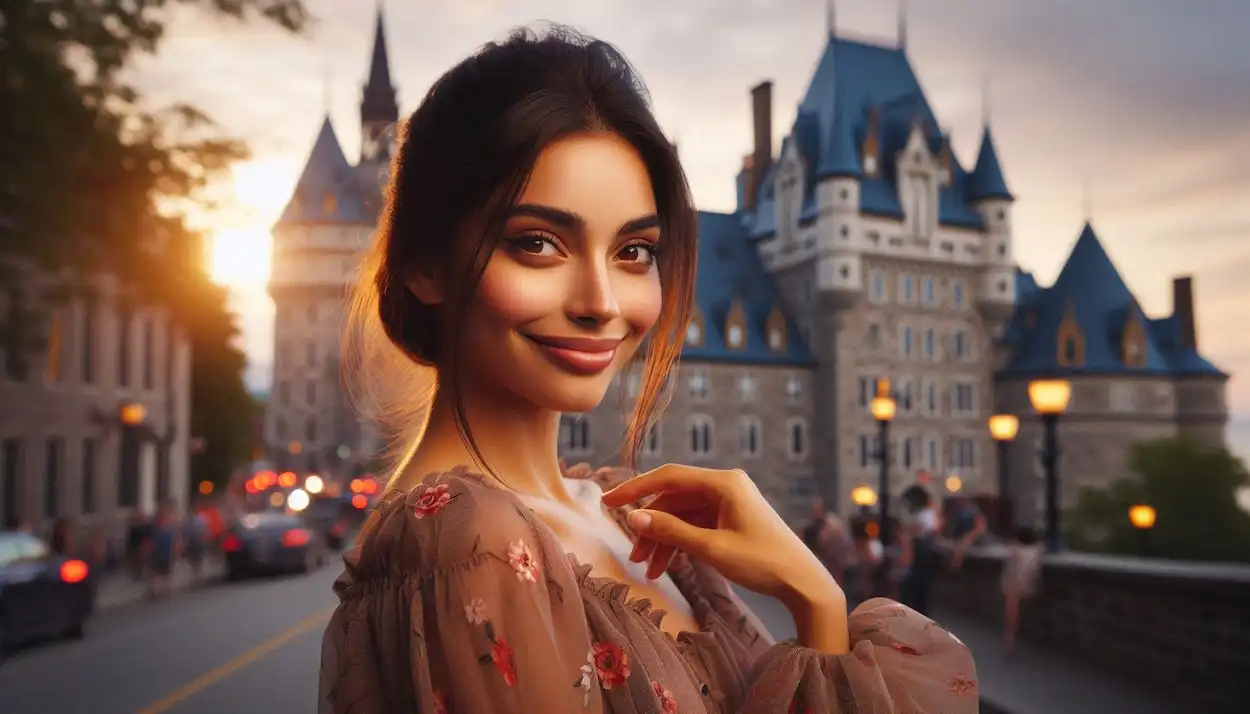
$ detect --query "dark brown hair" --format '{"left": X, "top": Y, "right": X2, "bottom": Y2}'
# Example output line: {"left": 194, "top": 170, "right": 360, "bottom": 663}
{"left": 343, "top": 25, "right": 698, "bottom": 481}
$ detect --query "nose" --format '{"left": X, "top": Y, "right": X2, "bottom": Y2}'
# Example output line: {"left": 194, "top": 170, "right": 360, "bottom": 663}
{"left": 566, "top": 260, "right": 620, "bottom": 328}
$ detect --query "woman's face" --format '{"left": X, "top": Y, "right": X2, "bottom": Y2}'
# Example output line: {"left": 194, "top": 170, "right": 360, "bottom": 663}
{"left": 457, "top": 132, "right": 664, "bottom": 414}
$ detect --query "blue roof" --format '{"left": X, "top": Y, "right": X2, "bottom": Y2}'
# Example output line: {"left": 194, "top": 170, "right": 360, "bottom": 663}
{"left": 967, "top": 126, "right": 1013, "bottom": 201}
{"left": 999, "top": 223, "right": 1225, "bottom": 378}
{"left": 682, "top": 211, "right": 814, "bottom": 366}
{"left": 740, "top": 36, "right": 997, "bottom": 236}
{"left": 275, "top": 117, "right": 371, "bottom": 226}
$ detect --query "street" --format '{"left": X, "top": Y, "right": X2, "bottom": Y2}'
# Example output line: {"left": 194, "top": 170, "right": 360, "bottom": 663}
{"left": 0, "top": 559, "right": 799, "bottom": 714}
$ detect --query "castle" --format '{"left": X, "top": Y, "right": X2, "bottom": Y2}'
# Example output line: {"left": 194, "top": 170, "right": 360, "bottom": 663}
{"left": 265, "top": 10, "right": 1228, "bottom": 523}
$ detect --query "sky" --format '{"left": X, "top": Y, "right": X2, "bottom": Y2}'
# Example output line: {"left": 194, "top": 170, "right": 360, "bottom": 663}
{"left": 129, "top": 0, "right": 1250, "bottom": 454}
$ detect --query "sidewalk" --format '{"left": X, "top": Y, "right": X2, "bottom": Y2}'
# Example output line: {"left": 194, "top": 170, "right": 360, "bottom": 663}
{"left": 930, "top": 607, "right": 1188, "bottom": 714}
{"left": 93, "top": 560, "right": 224, "bottom": 613}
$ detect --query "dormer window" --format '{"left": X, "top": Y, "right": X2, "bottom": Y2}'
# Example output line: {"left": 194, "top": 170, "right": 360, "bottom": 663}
{"left": 937, "top": 140, "right": 953, "bottom": 186}
{"left": 323, "top": 192, "right": 337, "bottom": 215}
{"left": 862, "top": 108, "right": 880, "bottom": 178}
{"left": 1122, "top": 316, "right": 1147, "bottom": 368}
{"left": 766, "top": 305, "right": 788, "bottom": 353}
{"left": 725, "top": 300, "right": 748, "bottom": 351}
{"left": 1056, "top": 302, "right": 1085, "bottom": 368}
{"left": 686, "top": 309, "right": 705, "bottom": 347}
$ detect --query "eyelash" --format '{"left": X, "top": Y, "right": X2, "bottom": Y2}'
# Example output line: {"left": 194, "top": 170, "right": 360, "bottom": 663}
{"left": 504, "top": 233, "right": 661, "bottom": 265}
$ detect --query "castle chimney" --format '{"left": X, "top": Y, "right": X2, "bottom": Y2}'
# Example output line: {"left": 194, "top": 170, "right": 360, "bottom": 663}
{"left": 748, "top": 81, "right": 773, "bottom": 209}
{"left": 1172, "top": 276, "right": 1197, "bottom": 350}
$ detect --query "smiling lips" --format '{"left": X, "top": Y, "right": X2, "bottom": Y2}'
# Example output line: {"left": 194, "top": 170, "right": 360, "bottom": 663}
{"left": 524, "top": 334, "right": 623, "bottom": 375}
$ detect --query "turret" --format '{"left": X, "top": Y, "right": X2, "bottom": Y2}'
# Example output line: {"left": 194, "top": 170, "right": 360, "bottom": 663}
{"left": 360, "top": 5, "right": 399, "bottom": 163}
{"left": 968, "top": 125, "right": 1015, "bottom": 317}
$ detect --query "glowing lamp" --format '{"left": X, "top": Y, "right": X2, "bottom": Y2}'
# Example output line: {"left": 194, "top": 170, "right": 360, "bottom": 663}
{"left": 988, "top": 414, "right": 1020, "bottom": 442}
{"left": 198, "top": 480, "right": 214, "bottom": 495}
{"left": 1129, "top": 504, "right": 1156, "bottom": 530}
{"left": 60, "top": 559, "right": 89, "bottom": 583}
{"left": 119, "top": 403, "right": 147, "bottom": 426}
{"left": 850, "top": 485, "right": 878, "bottom": 507}
{"left": 288, "top": 441, "right": 303, "bottom": 455}
{"left": 287, "top": 488, "right": 310, "bottom": 512}
{"left": 352, "top": 494, "right": 368, "bottom": 509}
{"left": 305, "top": 475, "right": 325, "bottom": 494}
{"left": 1028, "top": 379, "right": 1072, "bottom": 416}
{"left": 278, "top": 471, "right": 298, "bottom": 488}
{"left": 870, "top": 396, "right": 895, "bottom": 422}
{"left": 945, "top": 475, "right": 963, "bottom": 493}
{"left": 350, "top": 478, "right": 365, "bottom": 494}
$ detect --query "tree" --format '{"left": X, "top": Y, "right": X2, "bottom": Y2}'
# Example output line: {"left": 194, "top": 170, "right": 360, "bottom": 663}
{"left": 1066, "top": 437, "right": 1250, "bottom": 563}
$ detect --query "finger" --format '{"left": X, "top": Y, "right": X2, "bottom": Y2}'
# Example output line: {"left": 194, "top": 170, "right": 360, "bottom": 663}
{"left": 645, "top": 544, "right": 676, "bottom": 580}
{"left": 629, "top": 536, "right": 657, "bottom": 564}
{"left": 626, "top": 509, "right": 716, "bottom": 558}
{"left": 601, "top": 464, "right": 730, "bottom": 507}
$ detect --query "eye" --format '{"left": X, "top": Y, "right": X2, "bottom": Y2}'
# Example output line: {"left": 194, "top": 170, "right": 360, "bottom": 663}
{"left": 616, "top": 240, "right": 659, "bottom": 265}
{"left": 505, "top": 233, "right": 561, "bottom": 257}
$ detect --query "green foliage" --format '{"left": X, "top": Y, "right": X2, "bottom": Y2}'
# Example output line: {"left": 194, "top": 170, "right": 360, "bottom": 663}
{"left": 1066, "top": 437, "right": 1250, "bottom": 563}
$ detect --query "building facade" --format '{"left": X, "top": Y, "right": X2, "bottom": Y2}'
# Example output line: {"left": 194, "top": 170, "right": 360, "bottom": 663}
{"left": 273, "top": 19, "right": 1230, "bottom": 524}
{"left": 0, "top": 270, "right": 192, "bottom": 538}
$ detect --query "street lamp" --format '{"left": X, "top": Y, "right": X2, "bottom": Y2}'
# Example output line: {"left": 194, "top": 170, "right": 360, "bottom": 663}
{"left": 119, "top": 402, "right": 147, "bottom": 426}
{"left": 1028, "top": 379, "right": 1071, "bottom": 552}
{"left": 988, "top": 413, "right": 1020, "bottom": 535}
{"left": 851, "top": 485, "right": 877, "bottom": 509}
{"left": 1129, "top": 504, "right": 1156, "bottom": 557}
{"left": 870, "top": 379, "right": 896, "bottom": 544}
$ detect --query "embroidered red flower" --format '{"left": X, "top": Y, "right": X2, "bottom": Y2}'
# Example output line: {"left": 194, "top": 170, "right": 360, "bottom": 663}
{"left": 413, "top": 483, "right": 452, "bottom": 518}
{"left": 507, "top": 539, "right": 539, "bottom": 583}
{"left": 490, "top": 638, "right": 518, "bottom": 686}
{"left": 651, "top": 680, "right": 678, "bottom": 713}
{"left": 947, "top": 673, "right": 977, "bottom": 695}
{"left": 591, "top": 641, "right": 631, "bottom": 689}
{"left": 431, "top": 689, "right": 449, "bottom": 714}
{"left": 892, "top": 641, "right": 923, "bottom": 656}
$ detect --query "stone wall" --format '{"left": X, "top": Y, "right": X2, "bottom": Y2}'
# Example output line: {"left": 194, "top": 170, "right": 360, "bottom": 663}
{"left": 934, "top": 547, "right": 1250, "bottom": 714}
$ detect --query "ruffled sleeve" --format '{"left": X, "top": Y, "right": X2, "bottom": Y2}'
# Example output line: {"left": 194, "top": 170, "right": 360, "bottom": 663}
{"left": 317, "top": 470, "right": 604, "bottom": 713}
{"left": 739, "top": 598, "right": 978, "bottom": 713}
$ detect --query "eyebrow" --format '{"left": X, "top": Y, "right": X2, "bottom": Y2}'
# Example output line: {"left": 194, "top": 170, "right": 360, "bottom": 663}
{"left": 504, "top": 203, "right": 661, "bottom": 236}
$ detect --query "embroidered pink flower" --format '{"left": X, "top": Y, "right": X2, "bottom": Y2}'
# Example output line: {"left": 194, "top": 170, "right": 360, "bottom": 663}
{"left": 431, "top": 689, "right": 449, "bottom": 714}
{"left": 591, "top": 640, "right": 631, "bottom": 689}
{"left": 464, "top": 597, "right": 487, "bottom": 625}
{"left": 413, "top": 483, "right": 452, "bottom": 518}
{"left": 947, "top": 673, "right": 977, "bottom": 695}
{"left": 651, "top": 680, "right": 678, "bottom": 713}
{"left": 490, "top": 638, "right": 518, "bottom": 686}
{"left": 507, "top": 539, "right": 538, "bottom": 583}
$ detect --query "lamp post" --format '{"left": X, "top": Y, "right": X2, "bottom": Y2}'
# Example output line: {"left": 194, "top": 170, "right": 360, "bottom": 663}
{"left": 1028, "top": 379, "right": 1071, "bottom": 552}
{"left": 1129, "top": 504, "right": 1156, "bottom": 557}
{"left": 870, "top": 380, "right": 896, "bottom": 543}
{"left": 988, "top": 413, "right": 1020, "bottom": 536}
{"left": 851, "top": 484, "right": 878, "bottom": 515}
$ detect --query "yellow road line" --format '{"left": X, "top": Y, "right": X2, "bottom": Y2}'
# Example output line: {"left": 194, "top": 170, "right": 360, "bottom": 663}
{"left": 134, "top": 606, "right": 335, "bottom": 714}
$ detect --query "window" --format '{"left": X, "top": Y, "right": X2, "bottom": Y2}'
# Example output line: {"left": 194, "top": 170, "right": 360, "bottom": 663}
{"left": 925, "top": 435, "right": 941, "bottom": 470}
{"left": 923, "top": 379, "right": 939, "bottom": 416}
{"left": 785, "top": 374, "right": 803, "bottom": 403}
{"left": 81, "top": 438, "right": 97, "bottom": 515}
{"left": 641, "top": 422, "right": 661, "bottom": 457}
{"left": 278, "top": 380, "right": 290, "bottom": 406}
{"left": 687, "top": 368, "right": 709, "bottom": 401}
{"left": 306, "top": 380, "right": 317, "bottom": 406}
{"left": 739, "top": 417, "right": 762, "bottom": 458}
{"left": 952, "top": 330, "right": 969, "bottom": 361}
{"left": 923, "top": 328, "right": 935, "bottom": 360}
{"left": 899, "top": 275, "right": 915, "bottom": 304}
{"left": 81, "top": 297, "right": 97, "bottom": 384}
{"left": 117, "top": 309, "right": 132, "bottom": 387}
{"left": 858, "top": 435, "right": 879, "bottom": 468}
{"left": 275, "top": 417, "right": 287, "bottom": 440}
{"left": 45, "top": 309, "right": 63, "bottom": 382}
{"left": 787, "top": 419, "right": 808, "bottom": 460}
{"left": 857, "top": 376, "right": 880, "bottom": 408}
{"left": 869, "top": 270, "right": 887, "bottom": 304}
{"left": 866, "top": 323, "right": 881, "bottom": 350}
{"left": 908, "top": 174, "right": 935, "bottom": 238}
{"left": 2, "top": 440, "right": 20, "bottom": 527}
{"left": 922, "top": 277, "right": 935, "bottom": 307}
{"left": 950, "top": 438, "right": 977, "bottom": 470}
{"left": 951, "top": 280, "right": 966, "bottom": 308}
{"left": 768, "top": 326, "right": 784, "bottom": 351}
{"left": 727, "top": 324, "right": 744, "bottom": 349}
{"left": 686, "top": 312, "right": 704, "bottom": 346}
{"left": 901, "top": 437, "right": 914, "bottom": 470}
{"left": 305, "top": 342, "right": 317, "bottom": 368}
{"left": 688, "top": 415, "right": 714, "bottom": 457}
{"left": 304, "top": 416, "right": 318, "bottom": 443}
{"left": 737, "top": 372, "right": 757, "bottom": 402}
{"left": 560, "top": 416, "right": 591, "bottom": 454}
{"left": 899, "top": 325, "right": 914, "bottom": 359}
{"left": 952, "top": 382, "right": 977, "bottom": 417}
{"left": 863, "top": 154, "right": 878, "bottom": 175}
{"left": 897, "top": 378, "right": 914, "bottom": 414}
{"left": 44, "top": 438, "right": 61, "bottom": 519}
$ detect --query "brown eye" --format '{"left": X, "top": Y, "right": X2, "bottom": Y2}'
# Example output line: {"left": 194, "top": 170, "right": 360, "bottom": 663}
{"left": 617, "top": 241, "right": 658, "bottom": 265}
{"left": 505, "top": 233, "right": 560, "bottom": 257}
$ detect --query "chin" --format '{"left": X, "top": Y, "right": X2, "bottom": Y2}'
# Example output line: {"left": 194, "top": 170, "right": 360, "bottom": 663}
{"left": 520, "top": 367, "right": 615, "bottom": 414}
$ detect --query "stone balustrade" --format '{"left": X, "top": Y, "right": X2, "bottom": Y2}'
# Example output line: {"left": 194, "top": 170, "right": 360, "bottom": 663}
{"left": 933, "top": 545, "right": 1250, "bottom": 714}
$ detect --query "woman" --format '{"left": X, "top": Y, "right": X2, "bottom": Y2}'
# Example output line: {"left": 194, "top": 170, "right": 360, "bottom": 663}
{"left": 320, "top": 25, "right": 976, "bottom": 713}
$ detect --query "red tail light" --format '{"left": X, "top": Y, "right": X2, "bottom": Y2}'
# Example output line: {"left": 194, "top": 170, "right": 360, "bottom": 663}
{"left": 60, "top": 559, "right": 89, "bottom": 583}
{"left": 281, "top": 528, "right": 311, "bottom": 548}
{"left": 352, "top": 494, "right": 368, "bottom": 509}
{"left": 221, "top": 534, "right": 243, "bottom": 552}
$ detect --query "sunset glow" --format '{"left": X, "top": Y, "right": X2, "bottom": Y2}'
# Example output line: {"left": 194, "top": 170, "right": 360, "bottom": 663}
{"left": 209, "top": 157, "right": 300, "bottom": 287}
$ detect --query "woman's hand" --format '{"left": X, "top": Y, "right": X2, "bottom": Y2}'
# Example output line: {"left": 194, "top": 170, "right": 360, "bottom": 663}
{"left": 601, "top": 464, "right": 844, "bottom": 614}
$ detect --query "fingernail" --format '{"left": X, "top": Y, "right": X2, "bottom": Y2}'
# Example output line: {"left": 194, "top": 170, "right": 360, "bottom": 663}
{"left": 627, "top": 510, "right": 651, "bottom": 530}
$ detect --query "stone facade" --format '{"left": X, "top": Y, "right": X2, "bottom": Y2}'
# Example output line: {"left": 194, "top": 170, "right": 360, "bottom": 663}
{"left": 0, "top": 271, "right": 192, "bottom": 541}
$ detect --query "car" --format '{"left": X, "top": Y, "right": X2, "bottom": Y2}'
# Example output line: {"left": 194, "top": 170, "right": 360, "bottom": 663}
{"left": 221, "top": 513, "right": 328, "bottom": 581}
{"left": 0, "top": 531, "right": 94, "bottom": 659}
{"left": 301, "top": 494, "right": 355, "bottom": 550}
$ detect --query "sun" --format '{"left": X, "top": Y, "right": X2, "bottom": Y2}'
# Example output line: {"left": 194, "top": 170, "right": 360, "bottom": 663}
{"left": 208, "top": 157, "right": 301, "bottom": 287}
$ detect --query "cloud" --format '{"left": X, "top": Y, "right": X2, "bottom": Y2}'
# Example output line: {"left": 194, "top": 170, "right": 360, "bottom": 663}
{"left": 130, "top": 0, "right": 1250, "bottom": 429}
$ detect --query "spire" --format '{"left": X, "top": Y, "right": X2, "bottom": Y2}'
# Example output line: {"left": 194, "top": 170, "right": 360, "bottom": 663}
{"left": 365, "top": 2, "right": 392, "bottom": 94}
{"left": 967, "top": 125, "right": 1013, "bottom": 202}
{"left": 826, "top": 0, "right": 836, "bottom": 39}
{"left": 360, "top": 0, "right": 399, "bottom": 162}
{"left": 898, "top": 0, "right": 908, "bottom": 50}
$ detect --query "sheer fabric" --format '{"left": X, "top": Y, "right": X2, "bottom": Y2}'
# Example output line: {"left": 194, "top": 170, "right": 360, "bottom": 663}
{"left": 319, "top": 467, "right": 978, "bottom": 713}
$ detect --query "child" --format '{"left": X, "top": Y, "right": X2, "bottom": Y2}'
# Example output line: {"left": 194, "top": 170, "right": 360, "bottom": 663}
{"left": 1001, "top": 526, "right": 1043, "bottom": 652}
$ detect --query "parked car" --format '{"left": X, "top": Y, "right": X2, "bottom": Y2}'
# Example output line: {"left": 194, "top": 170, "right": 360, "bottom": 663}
{"left": 221, "top": 513, "right": 327, "bottom": 581}
{"left": 301, "top": 494, "right": 355, "bottom": 550}
{"left": 0, "top": 531, "right": 94, "bottom": 659}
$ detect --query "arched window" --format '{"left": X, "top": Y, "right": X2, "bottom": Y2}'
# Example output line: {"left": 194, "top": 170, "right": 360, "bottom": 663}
{"left": 688, "top": 414, "right": 714, "bottom": 458}
{"left": 786, "top": 418, "right": 808, "bottom": 460}
{"left": 1055, "top": 302, "right": 1085, "bottom": 368}
{"left": 738, "top": 416, "right": 762, "bottom": 458}
{"left": 725, "top": 299, "right": 747, "bottom": 351}
{"left": 1121, "top": 316, "right": 1147, "bottom": 368}
{"left": 766, "top": 305, "right": 788, "bottom": 353}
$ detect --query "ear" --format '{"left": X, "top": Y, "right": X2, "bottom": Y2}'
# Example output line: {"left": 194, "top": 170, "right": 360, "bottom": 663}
{"left": 406, "top": 267, "right": 444, "bottom": 306}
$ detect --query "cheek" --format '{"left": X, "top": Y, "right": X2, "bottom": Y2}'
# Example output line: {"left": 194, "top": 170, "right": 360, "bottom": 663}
{"left": 618, "top": 273, "right": 663, "bottom": 333}
{"left": 471, "top": 257, "right": 562, "bottom": 328}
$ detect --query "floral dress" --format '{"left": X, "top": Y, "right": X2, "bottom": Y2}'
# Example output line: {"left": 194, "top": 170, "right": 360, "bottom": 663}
{"left": 318, "top": 468, "right": 978, "bottom": 713}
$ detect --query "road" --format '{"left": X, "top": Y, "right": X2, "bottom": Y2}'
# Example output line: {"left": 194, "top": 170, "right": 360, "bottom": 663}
{"left": 0, "top": 561, "right": 798, "bottom": 714}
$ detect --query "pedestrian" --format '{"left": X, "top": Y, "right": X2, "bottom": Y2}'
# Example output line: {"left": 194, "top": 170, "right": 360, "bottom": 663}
{"left": 126, "top": 510, "right": 153, "bottom": 581}
{"left": 1002, "top": 526, "right": 1043, "bottom": 653}
{"left": 146, "top": 503, "right": 181, "bottom": 599}
{"left": 900, "top": 488, "right": 941, "bottom": 616}
{"left": 183, "top": 507, "right": 209, "bottom": 577}
{"left": 946, "top": 495, "right": 988, "bottom": 570}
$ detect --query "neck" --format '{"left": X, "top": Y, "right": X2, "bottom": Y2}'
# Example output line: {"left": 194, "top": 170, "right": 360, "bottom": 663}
{"left": 406, "top": 374, "right": 573, "bottom": 502}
